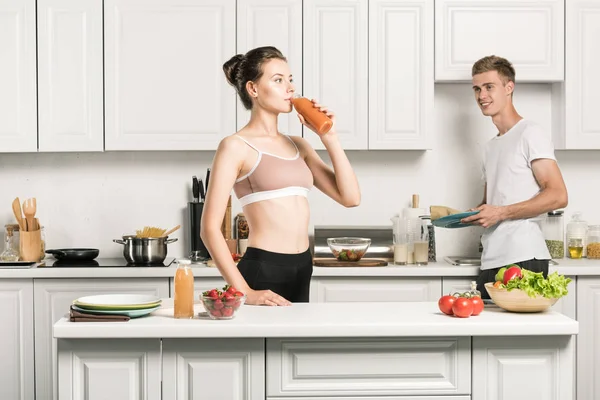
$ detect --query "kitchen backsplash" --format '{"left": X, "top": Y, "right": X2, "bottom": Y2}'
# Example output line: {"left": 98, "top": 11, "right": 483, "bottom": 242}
{"left": 2, "top": 84, "right": 599, "bottom": 258}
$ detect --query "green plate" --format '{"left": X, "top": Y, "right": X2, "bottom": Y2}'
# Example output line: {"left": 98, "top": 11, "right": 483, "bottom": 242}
{"left": 72, "top": 304, "right": 160, "bottom": 318}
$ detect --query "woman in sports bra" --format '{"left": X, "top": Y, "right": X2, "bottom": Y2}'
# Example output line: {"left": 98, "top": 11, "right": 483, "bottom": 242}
{"left": 200, "top": 46, "right": 360, "bottom": 306}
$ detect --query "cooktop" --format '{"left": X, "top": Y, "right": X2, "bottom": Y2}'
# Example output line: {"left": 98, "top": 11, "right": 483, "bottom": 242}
{"left": 39, "top": 257, "right": 176, "bottom": 268}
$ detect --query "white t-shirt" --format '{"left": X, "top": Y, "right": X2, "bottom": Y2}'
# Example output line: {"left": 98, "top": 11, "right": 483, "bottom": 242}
{"left": 480, "top": 119, "right": 555, "bottom": 269}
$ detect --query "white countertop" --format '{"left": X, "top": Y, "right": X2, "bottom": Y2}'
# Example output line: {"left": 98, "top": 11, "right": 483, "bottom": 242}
{"left": 2, "top": 258, "right": 600, "bottom": 278}
{"left": 53, "top": 299, "right": 578, "bottom": 339}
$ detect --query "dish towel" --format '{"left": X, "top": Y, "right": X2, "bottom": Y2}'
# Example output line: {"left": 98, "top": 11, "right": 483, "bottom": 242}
{"left": 430, "top": 205, "right": 463, "bottom": 221}
{"left": 69, "top": 306, "right": 130, "bottom": 322}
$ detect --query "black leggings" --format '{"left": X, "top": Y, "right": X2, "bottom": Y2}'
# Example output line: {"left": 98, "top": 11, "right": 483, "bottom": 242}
{"left": 476, "top": 258, "right": 549, "bottom": 300}
{"left": 237, "top": 247, "right": 313, "bottom": 303}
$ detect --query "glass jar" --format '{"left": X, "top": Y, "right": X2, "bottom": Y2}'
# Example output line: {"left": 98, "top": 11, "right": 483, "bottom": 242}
{"left": 1, "top": 226, "right": 20, "bottom": 261}
{"left": 566, "top": 212, "right": 588, "bottom": 259}
{"left": 543, "top": 210, "right": 565, "bottom": 259}
{"left": 414, "top": 220, "right": 429, "bottom": 266}
{"left": 419, "top": 215, "right": 436, "bottom": 262}
{"left": 587, "top": 225, "right": 600, "bottom": 260}
{"left": 174, "top": 259, "right": 194, "bottom": 319}
{"left": 468, "top": 281, "right": 481, "bottom": 298}
{"left": 235, "top": 213, "right": 249, "bottom": 239}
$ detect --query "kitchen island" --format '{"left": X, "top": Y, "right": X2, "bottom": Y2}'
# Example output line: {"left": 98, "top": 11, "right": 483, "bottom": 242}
{"left": 54, "top": 300, "right": 577, "bottom": 400}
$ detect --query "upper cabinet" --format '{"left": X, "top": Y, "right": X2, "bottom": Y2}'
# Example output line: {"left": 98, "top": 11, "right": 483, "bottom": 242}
{"left": 0, "top": 0, "right": 37, "bottom": 153}
{"left": 368, "top": 0, "right": 433, "bottom": 150}
{"left": 237, "top": 0, "right": 302, "bottom": 137}
{"left": 303, "top": 0, "right": 368, "bottom": 150}
{"left": 104, "top": 0, "right": 236, "bottom": 151}
{"left": 37, "top": 0, "right": 104, "bottom": 152}
{"left": 435, "top": 0, "right": 565, "bottom": 82}
{"left": 555, "top": 0, "right": 600, "bottom": 149}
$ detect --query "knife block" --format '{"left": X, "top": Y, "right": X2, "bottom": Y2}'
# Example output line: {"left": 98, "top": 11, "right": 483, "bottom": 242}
{"left": 188, "top": 202, "right": 210, "bottom": 261}
{"left": 20, "top": 229, "right": 42, "bottom": 262}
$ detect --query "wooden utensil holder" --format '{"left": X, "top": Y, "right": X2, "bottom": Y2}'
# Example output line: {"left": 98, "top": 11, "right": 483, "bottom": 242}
{"left": 20, "top": 229, "right": 42, "bottom": 262}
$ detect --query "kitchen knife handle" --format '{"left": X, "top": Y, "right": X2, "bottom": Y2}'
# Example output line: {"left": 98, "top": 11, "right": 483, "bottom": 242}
{"left": 205, "top": 168, "right": 211, "bottom": 195}
{"left": 199, "top": 178, "right": 205, "bottom": 201}
{"left": 192, "top": 176, "right": 200, "bottom": 203}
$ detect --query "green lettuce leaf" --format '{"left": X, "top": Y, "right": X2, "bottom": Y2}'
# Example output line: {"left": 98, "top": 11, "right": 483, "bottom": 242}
{"left": 503, "top": 269, "right": 572, "bottom": 299}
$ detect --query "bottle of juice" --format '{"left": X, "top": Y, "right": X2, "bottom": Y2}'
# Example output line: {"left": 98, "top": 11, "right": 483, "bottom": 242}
{"left": 174, "top": 259, "right": 194, "bottom": 318}
{"left": 291, "top": 94, "right": 333, "bottom": 135}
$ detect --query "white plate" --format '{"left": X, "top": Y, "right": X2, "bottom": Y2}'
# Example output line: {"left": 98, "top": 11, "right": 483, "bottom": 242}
{"left": 74, "top": 294, "right": 161, "bottom": 307}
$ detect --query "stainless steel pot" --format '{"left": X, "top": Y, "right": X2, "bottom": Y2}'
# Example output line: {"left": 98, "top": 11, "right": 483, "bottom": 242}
{"left": 113, "top": 236, "right": 177, "bottom": 264}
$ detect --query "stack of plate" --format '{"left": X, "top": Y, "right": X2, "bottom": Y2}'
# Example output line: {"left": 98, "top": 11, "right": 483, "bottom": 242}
{"left": 72, "top": 294, "right": 162, "bottom": 318}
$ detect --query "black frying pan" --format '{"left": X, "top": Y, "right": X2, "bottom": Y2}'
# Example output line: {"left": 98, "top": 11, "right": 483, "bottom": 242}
{"left": 45, "top": 248, "right": 99, "bottom": 261}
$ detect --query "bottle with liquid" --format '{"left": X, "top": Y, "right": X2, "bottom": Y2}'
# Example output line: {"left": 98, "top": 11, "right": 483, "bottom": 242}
{"left": 0, "top": 226, "right": 20, "bottom": 262}
{"left": 468, "top": 281, "right": 481, "bottom": 298}
{"left": 566, "top": 212, "right": 587, "bottom": 259}
{"left": 291, "top": 94, "right": 333, "bottom": 135}
{"left": 174, "top": 259, "right": 194, "bottom": 319}
{"left": 414, "top": 220, "right": 429, "bottom": 266}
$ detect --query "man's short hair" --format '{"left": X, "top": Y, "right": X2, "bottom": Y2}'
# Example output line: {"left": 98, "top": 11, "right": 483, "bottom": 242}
{"left": 472, "top": 55, "right": 516, "bottom": 84}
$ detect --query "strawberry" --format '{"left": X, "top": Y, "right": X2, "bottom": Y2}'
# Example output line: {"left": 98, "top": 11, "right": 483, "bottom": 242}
{"left": 234, "top": 291, "right": 244, "bottom": 297}
{"left": 223, "top": 292, "right": 236, "bottom": 306}
{"left": 213, "top": 299, "right": 224, "bottom": 310}
{"left": 207, "top": 289, "right": 219, "bottom": 299}
{"left": 222, "top": 307, "right": 234, "bottom": 317}
{"left": 210, "top": 309, "right": 222, "bottom": 317}
{"left": 226, "top": 286, "right": 237, "bottom": 296}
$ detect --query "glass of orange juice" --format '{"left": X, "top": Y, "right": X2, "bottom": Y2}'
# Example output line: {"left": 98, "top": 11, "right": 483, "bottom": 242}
{"left": 174, "top": 259, "right": 194, "bottom": 318}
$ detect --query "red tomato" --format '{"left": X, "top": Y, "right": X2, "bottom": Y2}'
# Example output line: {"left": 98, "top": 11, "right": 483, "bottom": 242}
{"left": 452, "top": 298, "right": 474, "bottom": 318}
{"left": 470, "top": 296, "right": 484, "bottom": 316}
{"left": 438, "top": 295, "right": 457, "bottom": 316}
{"left": 503, "top": 266, "right": 523, "bottom": 285}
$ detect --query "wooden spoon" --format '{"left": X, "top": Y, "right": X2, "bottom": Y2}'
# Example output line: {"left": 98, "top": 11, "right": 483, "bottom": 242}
{"left": 162, "top": 225, "right": 181, "bottom": 237}
{"left": 12, "top": 197, "right": 25, "bottom": 231}
{"left": 22, "top": 198, "right": 37, "bottom": 231}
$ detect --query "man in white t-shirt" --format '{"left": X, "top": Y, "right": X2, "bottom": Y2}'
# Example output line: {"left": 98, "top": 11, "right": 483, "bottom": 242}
{"left": 461, "top": 55, "right": 568, "bottom": 299}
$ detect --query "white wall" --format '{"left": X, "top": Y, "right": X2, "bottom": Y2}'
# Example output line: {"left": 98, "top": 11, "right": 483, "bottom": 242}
{"left": 1, "top": 84, "right": 599, "bottom": 259}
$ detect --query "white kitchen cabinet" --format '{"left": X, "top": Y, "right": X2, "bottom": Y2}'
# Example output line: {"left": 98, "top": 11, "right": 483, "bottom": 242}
{"left": 37, "top": 0, "right": 104, "bottom": 152}
{"left": 57, "top": 339, "right": 161, "bottom": 400}
{"left": 576, "top": 277, "right": 600, "bottom": 400}
{"left": 310, "top": 277, "right": 441, "bottom": 302}
{"left": 473, "top": 336, "right": 574, "bottom": 400}
{"left": 0, "top": 280, "right": 34, "bottom": 400}
{"left": 368, "top": 0, "right": 433, "bottom": 150}
{"left": 442, "top": 277, "right": 474, "bottom": 296}
{"left": 0, "top": 0, "right": 37, "bottom": 152}
{"left": 267, "top": 397, "right": 470, "bottom": 400}
{"left": 435, "top": 0, "right": 565, "bottom": 82}
{"left": 553, "top": 0, "right": 600, "bottom": 149}
{"left": 33, "top": 278, "right": 169, "bottom": 400}
{"left": 303, "top": 0, "right": 368, "bottom": 149}
{"left": 237, "top": 0, "right": 302, "bottom": 137}
{"left": 104, "top": 0, "right": 236, "bottom": 151}
{"left": 266, "top": 337, "right": 471, "bottom": 397}
{"left": 163, "top": 338, "right": 265, "bottom": 399}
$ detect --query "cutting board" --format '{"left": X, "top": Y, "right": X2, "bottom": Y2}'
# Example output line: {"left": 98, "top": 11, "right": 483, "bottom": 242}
{"left": 313, "top": 258, "right": 388, "bottom": 267}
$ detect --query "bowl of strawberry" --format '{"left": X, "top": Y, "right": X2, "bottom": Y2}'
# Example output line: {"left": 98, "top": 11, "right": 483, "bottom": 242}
{"left": 201, "top": 285, "right": 246, "bottom": 320}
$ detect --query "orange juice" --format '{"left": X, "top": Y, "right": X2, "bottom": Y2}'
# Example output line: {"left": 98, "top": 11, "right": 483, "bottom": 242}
{"left": 174, "top": 260, "right": 194, "bottom": 318}
{"left": 291, "top": 96, "right": 333, "bottom": 135}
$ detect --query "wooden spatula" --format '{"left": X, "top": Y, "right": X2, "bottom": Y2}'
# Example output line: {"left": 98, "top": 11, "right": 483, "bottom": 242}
{"left": 22, "top": 198, "right": 37, "bottom": 231}
{"left": 161, "top": 225, "right": 181, "bottom": 237}
{"left": 12, "top": 197, "right": 25, "bottom": 231}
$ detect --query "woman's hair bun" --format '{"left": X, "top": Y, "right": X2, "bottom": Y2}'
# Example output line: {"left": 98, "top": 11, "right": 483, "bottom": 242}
{"left": 223, "top": 54, "right": 245, "bottom": 86}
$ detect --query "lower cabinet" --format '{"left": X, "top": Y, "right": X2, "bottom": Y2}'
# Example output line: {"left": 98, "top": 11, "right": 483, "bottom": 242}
{"left": 266, "top": 337, "right": 471, "bottom": 397}
{"left": 472, "top": 336, "right": 575, "bottom": 400}
{"left": 0, "top": 279, "right": 34, "bottom": 400}
{"left": 162, "top": 338, "right": 265, "bottom": 399}
{"left": 310, "top": 277, "right": 442, "bottom": 302}
{"left": 33, "top": 278, "right": 170, "bottom": 400}
{"left": 57, "top": 339, "right": 161, "bottom": 400}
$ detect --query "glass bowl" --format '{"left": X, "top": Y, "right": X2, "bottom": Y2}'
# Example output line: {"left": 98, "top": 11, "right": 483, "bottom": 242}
{"left": 327, "top": 237, "right": 371, "bottom": 261}
{"left": 201, "top": 293, "right": 246, "bottom": 320}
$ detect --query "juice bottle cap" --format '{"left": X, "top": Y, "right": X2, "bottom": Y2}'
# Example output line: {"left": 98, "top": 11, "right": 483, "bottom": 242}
{"left": 177, "top": 259, "right": 192, "bottom": 265}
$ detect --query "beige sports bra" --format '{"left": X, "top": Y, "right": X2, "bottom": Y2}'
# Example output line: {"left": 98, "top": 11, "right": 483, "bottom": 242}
{"left": 232, "top": 135, "right": 314, "bottom": 207}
